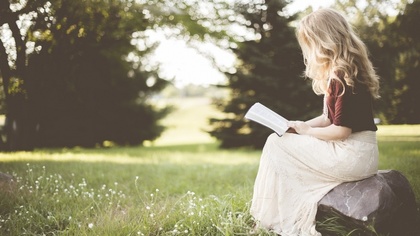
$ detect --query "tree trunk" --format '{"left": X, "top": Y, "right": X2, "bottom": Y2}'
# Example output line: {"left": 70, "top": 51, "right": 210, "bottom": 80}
{"left": 0, "top": 0, "right": 34, "bottom": 151}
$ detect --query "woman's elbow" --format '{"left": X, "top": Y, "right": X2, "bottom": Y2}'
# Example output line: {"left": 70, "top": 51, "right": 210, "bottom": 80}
{"left": 335, "top": 125, "right": 352, "bottom": 140}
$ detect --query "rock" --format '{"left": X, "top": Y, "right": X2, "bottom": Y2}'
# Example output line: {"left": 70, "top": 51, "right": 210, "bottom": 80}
{"left": 317, "top": 170, "right": 418, "bottom": 236}
{"left": 0, "top": 172, "right": 15, "bottom": 193}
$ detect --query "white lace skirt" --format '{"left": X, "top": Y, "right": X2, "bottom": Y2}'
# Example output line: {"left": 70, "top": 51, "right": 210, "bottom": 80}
{"left": 250, "top": 131, "right": 378, "bottom": 236}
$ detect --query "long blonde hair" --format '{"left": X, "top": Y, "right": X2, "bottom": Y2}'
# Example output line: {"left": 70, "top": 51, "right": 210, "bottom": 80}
{"left": 296, "top": 8, "right": 380, "bottom": 98}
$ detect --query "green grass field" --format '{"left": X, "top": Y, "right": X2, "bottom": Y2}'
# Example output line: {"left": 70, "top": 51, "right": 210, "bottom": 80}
{"left": 0, "top": 97, "right": 419, "bottom": 235}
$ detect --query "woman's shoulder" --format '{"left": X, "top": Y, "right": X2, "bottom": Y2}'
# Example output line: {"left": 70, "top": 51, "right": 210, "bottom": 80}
{"left": 329, "top": 75, "right": 369, "bottom": 97}
{"left": 328, "top": 77, "right": 345, "bottom": 96}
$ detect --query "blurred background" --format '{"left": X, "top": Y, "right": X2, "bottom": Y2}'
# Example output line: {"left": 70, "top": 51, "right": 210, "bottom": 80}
{"left": 0, "top": 0, "right": 418, "bottom": 151}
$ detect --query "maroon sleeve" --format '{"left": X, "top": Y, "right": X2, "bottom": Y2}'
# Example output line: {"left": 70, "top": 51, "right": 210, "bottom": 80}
{"left": 327, "top": 79, "right": 352, "bottom": 128}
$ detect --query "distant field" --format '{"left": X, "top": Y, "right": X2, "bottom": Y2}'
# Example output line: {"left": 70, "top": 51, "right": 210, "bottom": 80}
{"left": 377, "top": 124, "right": 420, "bottom": 142}
{"left": 153, "top": 97, "right": 222, "bottom": 146}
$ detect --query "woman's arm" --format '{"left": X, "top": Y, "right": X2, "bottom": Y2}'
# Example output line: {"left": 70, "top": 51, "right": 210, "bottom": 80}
{"left": 305, "top": 114, "right": 331, "bottom": 127}
{"left": 288, "top": 121, "right": 352, "bottom": 141}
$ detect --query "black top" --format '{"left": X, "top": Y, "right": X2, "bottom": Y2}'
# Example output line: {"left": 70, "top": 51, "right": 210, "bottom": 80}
{"left": 326, "top": 78, "right": 377, "bottom": 132}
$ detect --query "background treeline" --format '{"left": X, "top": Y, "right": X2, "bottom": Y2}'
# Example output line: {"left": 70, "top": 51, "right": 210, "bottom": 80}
{"left": 0, "top": 0, "right": 419, "bottom": 150}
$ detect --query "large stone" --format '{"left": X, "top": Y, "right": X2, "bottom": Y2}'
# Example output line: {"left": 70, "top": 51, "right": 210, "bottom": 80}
{"left": 317, "top": 170, "right": 418, "bottom": 236}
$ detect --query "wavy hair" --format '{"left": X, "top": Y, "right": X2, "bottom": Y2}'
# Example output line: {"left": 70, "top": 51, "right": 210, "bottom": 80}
{"left": 296, "top": 8, "right": 380, "bottom": 98}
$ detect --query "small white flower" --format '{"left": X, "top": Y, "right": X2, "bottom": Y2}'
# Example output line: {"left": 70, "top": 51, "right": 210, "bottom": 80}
{"left": 362, "top": 216, "right": 368, "bottom": 221}
{"left": 88, "top": 223, "right": 94, "bottom": 229}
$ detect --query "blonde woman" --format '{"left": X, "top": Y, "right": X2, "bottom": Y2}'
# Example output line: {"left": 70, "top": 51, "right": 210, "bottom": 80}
{"left": 250, "top": 8, "right": 380, "bottom": 236}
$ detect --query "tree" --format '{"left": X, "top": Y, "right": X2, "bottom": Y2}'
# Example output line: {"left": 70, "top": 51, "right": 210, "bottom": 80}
{"left": 390, "top": 0, "right": 420, "bottom": 123}
{"left": 24, "top": 0, "right": 174, "bottom": 147}
{"left": 1, "top": 0, "right": 207, "bottom": 149}
{"left": 209, "top": 0, "right": 321, "bottom": 148}
{"left": 0, "top": 0, "right": 50, "bottom": 150}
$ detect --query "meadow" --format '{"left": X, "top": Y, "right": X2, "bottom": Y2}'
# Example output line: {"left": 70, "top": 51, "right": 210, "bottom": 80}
{"left": 0, "top": 97, "right": 419, "bottom": 235}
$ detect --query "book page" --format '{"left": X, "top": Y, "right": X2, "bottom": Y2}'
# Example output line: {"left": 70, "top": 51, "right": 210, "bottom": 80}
{"left": 244, "top": 103, "right": 288, "bottom": 136}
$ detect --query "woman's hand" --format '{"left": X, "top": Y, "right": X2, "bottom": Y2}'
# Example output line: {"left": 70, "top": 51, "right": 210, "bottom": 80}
{"left": 288, "top": 121, "right": 312, "bottom": 135}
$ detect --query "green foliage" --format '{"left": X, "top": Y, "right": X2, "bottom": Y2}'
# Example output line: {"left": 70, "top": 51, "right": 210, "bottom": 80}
{"left": 210, "top": 0, "right": 321, "bottom": 148}
{"left": 389, "top": 0, "right": 420, "bottom": 124}
{"left": 22, "top": 0, "right": 171, "bottom": 147}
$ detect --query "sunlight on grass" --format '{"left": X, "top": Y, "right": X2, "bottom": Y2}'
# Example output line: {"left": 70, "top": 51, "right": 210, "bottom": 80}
{"left": 0, "top": 143, "right": 259, "bottom": 166}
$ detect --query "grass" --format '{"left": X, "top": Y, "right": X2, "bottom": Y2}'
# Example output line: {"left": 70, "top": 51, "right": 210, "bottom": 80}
{"left": 0, "top": 143, "right": 263, "bottom": 235}
{"left": 0, "top": 97, "right": 419, "bottom": 235}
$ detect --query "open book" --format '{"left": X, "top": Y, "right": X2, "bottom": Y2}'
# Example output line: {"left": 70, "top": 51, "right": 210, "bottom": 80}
{"left": 244, "top": 102, "right": 289, "bottom": 136}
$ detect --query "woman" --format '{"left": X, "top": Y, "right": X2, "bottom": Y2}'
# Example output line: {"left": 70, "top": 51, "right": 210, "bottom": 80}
{"left": 250, "top": 8, "right": 380, "bottom": 236}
